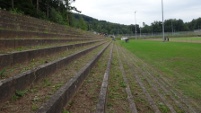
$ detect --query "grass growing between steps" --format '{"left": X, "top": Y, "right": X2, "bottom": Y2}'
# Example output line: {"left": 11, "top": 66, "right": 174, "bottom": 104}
{"left": 0, "top": 44, "right": 107, "bottom": 113}
{"left": 117, "top": 45, "right": 154, "bottom": 113}
{"left": 106, "top": 45, "right": 130, "bottom": 113}
{"left": 119, "top": 39, "right": 201, "bottom": 108}
{"left": 0, "top": 68, "right": 6, "bottom": 78}
{"left": 64, "top": 43, "right": 112, "bottom": 113}
{"left": 0, "top": 42, "right": 101, "bottom": 80}
{"left": 0, "top": 41, "right": 82, "bottom": 53}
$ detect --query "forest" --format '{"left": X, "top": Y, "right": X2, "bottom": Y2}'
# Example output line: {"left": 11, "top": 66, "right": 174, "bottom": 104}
{"left": 0, "top": 0, "right": 201, "bottom": 35}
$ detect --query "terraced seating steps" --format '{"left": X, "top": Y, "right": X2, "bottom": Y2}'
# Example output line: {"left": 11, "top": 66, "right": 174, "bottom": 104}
{"left": 2, "top": 9, "right": 199, "bottom": 113}
{"left": 1, "top": 10, "right": 119, "bottom": 113}
{"left": 0, "top": 38, "right": 98, "bottom": 49}
{"left": 96, "top": 43, "right": 113, "bottom": 113}
{"left": 0, "top": 10, "right": 76, "bottom": 35}
{"left": 0, "top": 40, "right": 104, "bottom": 70}
{"left": 37, "top": 42, "right": 111, "bottom": 113}
{"left": 0, "top": 42, "right": 108, "bottom": 104}
{"left": 0, "top": 10, "right": 100, "bottom": 39}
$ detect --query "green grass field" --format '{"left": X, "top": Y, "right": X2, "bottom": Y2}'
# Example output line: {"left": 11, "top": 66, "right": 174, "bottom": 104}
{"left": 119, "top": 39, "right": 201, "bottom": 101}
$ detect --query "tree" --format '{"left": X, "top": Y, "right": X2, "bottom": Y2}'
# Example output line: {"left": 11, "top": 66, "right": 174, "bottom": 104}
{"left": 36, "top": 0, "right": 39, "bottom": 14}
{"left": 0, "top": 0, "right": 79, "bottom": 25}
{"left": 151, "top": 21, "right": 162, "bottom": 33}
{"left": 141, "top": 24, "right": 152, "bottom": 33}
{"left": 78, "top": 16, "right": 87, "bottom": 30}
{"left": 50, "top": 7, "right": 63, "bottom": 24}
{"left": 11, "top": 0, "right": 14, "bottom": 9}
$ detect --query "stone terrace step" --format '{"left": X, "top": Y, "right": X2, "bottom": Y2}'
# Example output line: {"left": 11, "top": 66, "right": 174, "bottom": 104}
{"left": 0, "top": 40, "right": 104, "bottom": 70}
{"left": 0, "top": 9, "right": 108, "bottom": 113}
{"left": 0, "top": 42, "right": 107, "bottom": 105}
{"left": 0, "top": 10, "right": 85, "bottom": 36}
{"left": 0, "top": 29, "right": 100, "bottom": 39}
{"left": 0, "top": 38, "right": 97, "bottom": 49}
{"left": 0, "top": 13, "right": 73, "bottom": 33}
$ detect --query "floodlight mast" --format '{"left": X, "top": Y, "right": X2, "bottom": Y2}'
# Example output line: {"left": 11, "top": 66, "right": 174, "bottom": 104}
{"left": 161, "top": 0, "right": 165, "bottom": 41}
{"left": 134, "top": 11, "right": 137, "bottom": 39}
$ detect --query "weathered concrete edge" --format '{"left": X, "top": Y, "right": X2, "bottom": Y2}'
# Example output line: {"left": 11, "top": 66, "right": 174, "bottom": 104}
{"left": 96, "top": 43, "right": 113, "bottom": 113}
{"left": 120, "top": 46, "right": 161, "bottom": 113}
{"left": 0, "top": 42, "right": 105, "bottom": 103}
{"left": 0, "top": 29, "right": 90, "bottom": 39}
{"left": 116, "top": 45, "right": 138, "bottom": 113}
{"left": 0, "top": 38, "right": 101, "bottom": 49}
{"left": 37, "top": 42, "right": 111, "bottom": 113}
{"left": 0, "top": 39, "right": 104, "bottom": 70}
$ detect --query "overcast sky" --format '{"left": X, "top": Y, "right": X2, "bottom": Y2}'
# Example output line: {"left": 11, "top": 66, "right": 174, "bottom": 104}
{"left": 72, "top": 0, "right": 201, "bottom": 26}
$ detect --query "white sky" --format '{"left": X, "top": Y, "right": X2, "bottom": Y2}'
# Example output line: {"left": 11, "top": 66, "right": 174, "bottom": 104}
{"left": 72, "top": 0, "right": 201, "bottom": 26}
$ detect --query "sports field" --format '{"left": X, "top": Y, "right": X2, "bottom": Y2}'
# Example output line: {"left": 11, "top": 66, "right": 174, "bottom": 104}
{"left": 119, "top": 38, "right": 201, "bottom": 108}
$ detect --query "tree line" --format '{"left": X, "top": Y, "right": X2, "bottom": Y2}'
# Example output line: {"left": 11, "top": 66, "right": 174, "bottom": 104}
{"left": 0, "top": 1, "right": 201, "bottom": 35}
{"left": 141, "top": 18, "right": 201, "bottom": 34}
{"left": 0, "top": 0, "right": 80, "bottom": 25}
{"left": 80, "top": 14, "right": 201, "bottom": 35}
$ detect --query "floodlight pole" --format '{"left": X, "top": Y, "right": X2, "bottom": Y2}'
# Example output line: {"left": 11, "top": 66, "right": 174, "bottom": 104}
{"left": 134, "top": 11, "right": 137, "bottom": 39}
{"left": 139, "top": 22, "right": 142, "bottom": 37}
{"left": 161, "top": 0, "right": 165, "bottom": 41}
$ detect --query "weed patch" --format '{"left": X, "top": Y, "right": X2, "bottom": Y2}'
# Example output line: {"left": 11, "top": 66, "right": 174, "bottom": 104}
{"left": 43, "top": 78, "right": 51, "bottom": 87}
{"left": 62, "top": 109, "right": 70, "bottom": 113}
{"left": 158, "top": 102, "right": 169, "bottom": 113}
{"left": 12, "top": 89, "right": 28, "bottom": 101}
{"left": 0, "top": 68, "right": 6, "bottom": 78}
{"left": 31, "top": 103, "right": 38, "bottom": 111}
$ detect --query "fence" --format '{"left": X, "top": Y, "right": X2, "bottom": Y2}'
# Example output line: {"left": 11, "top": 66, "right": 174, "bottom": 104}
{"left": 123, "top": 29, "right": 201, "bottom": 39}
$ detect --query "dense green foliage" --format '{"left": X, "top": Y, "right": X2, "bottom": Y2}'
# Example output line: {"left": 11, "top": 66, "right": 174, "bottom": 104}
{"left": 0, "top": 0, "right": 201, "bottom": 34}
{"left": 0, "top": 0, "right": 79, "bottom": 25}
{"left": 79, "top": 14, "right": 201, "bottom": 34}
{"left": 119, "top": 39, "right": 201, "bottom": 100}
{"left": 73, "top": 13, "right": 135, "bottom": 34}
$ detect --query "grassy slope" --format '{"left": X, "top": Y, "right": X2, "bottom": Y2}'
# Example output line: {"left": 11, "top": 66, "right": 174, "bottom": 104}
{"left": 119, "top": 39, "right": 201, "bottom": 100}
{"left": 170, "top": 37, "right": 201, "bottom": 41}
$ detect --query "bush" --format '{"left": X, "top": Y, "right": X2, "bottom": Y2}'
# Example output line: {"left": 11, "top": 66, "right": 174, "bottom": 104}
{"left": 9, "top": 8, "right": 24, "bottom": 15}
{"left": 50, "top": 8, "right": 64, "bottom": 24}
